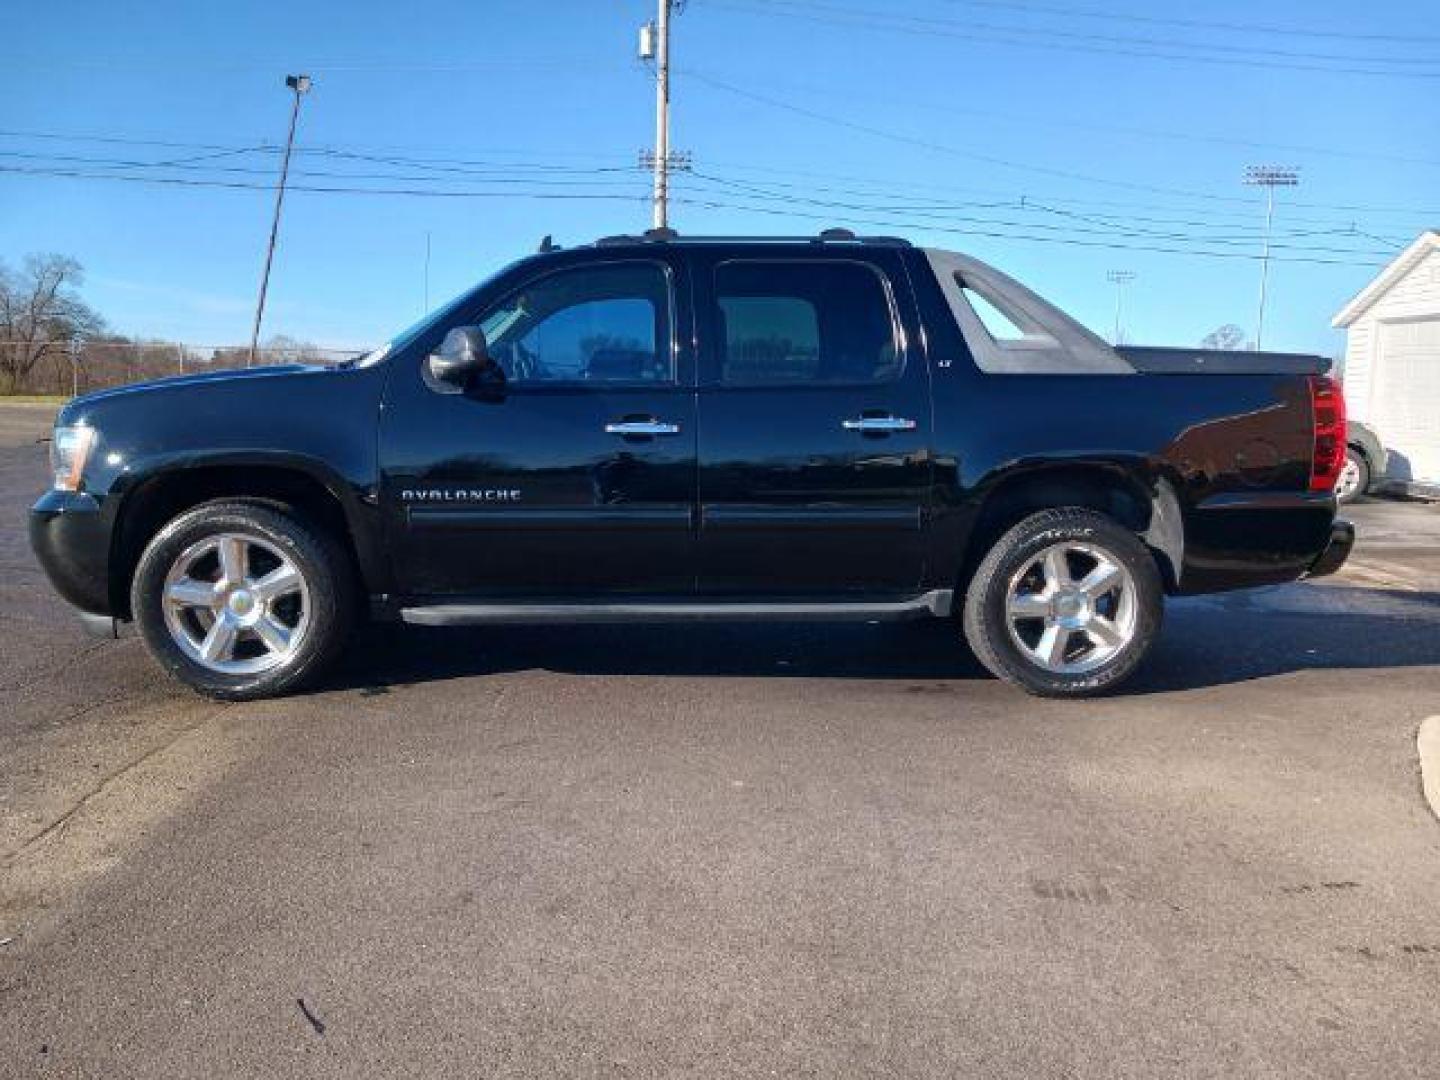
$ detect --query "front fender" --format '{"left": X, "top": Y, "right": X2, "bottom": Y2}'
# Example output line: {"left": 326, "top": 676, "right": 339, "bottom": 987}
{"left": 106, "top": 449, "right": 388, "bottom": 607}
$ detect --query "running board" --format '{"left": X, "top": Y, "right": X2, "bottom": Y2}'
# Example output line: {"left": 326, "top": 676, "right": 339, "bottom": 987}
{"left": 400, "top": 590, "right": 953, "bottom": 627}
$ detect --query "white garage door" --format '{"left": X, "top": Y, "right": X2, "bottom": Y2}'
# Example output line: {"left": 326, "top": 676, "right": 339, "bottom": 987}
{"left": 1373, "top": 318, "right": 1440, "bottom": 485}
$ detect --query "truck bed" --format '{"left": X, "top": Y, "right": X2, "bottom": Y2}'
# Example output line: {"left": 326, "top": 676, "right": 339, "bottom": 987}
{"left": 1117, "top": 347, "right": 1332, "bottom": 376}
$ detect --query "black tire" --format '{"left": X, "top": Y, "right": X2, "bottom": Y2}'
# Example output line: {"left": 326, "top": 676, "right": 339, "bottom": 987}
{"left": 962, "top": 508, "right": 1163, "bottom": 698}
{"left": 1335, "top": 446, "right": 1370, "bottom": 504}
{"left": 130, "top": 500, "right": 357, "bottom": 700}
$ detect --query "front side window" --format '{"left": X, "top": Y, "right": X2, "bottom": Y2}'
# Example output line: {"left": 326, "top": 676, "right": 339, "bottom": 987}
{"left": 479, "top": 263, "right": 672, "bottom": 384}
{"left": 714, "top": 260, "right": 900, "bottom": 385}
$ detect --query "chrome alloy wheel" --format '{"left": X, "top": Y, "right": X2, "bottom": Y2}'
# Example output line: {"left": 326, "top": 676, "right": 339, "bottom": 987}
{"left": 160, "top": 532, "right": 311, "bottom": 675}
{"left": 1335, "top": 454, "right": 1363, "bottom": 501}
{"left": 1004, "top": 541, "right": 1138, "bottom": 675}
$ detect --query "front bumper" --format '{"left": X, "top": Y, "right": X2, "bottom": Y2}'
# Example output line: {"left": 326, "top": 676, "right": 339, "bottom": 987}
{"left": 29, "top": 489, "right": 115, "bottom": 615}
{"left": 1306, "top": 518, "right": 1354, "bottom": 579}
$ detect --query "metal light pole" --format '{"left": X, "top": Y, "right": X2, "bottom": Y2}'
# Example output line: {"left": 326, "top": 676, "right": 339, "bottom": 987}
{"left": 1243, "top": 165, "right": 1299, "bottom": 352}
{"left": 1106, "top": 269, "right": 1135, "bottom": 345}
{"left": 248, "top": 74, "right": 311, "bottom": 367}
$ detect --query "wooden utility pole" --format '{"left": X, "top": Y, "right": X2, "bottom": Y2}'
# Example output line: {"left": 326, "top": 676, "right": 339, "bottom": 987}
{"left": 248, "top": 74, "right": 311, "bottom": 367}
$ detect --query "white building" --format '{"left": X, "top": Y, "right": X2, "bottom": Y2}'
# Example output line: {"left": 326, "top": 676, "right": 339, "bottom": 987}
{"left": 1333, "top": 230, "right": 1440, "bottom": 494}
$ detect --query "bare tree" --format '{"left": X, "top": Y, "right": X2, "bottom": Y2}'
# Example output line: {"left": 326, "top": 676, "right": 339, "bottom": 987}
{"left": 0, "top": 254, "right": 104, "bottom": 392}
{"left": 1200, "top": 324, "right": 1247, "bottom": 351}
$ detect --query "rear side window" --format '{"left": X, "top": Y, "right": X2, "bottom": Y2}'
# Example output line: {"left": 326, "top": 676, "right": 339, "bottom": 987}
{"left": 713, "top": 261, "right": 901, "bottom": 385}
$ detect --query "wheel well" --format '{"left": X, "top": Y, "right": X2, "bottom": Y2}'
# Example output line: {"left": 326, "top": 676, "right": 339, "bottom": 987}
{"left": 958, "top": 466, "right": 1165, "bottom": 593}
{"left": 111, "top": 466, "right": 361, "bottom": 618}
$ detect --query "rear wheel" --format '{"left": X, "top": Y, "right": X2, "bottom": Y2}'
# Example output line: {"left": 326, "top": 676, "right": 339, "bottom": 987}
{"left": 962, "top": 508, "right": 1163, "bottom": 697}
{"left": 1335, "top": 446, "right": 1369, "bottom": 504}
{"left": 131, "top": 500, "right": 356, "bottom": 700}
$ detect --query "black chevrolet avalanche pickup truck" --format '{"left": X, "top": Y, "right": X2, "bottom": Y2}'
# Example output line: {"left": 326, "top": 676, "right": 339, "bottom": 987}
{"left": 30, "top": 232, "right": 1353, "bottom": 700}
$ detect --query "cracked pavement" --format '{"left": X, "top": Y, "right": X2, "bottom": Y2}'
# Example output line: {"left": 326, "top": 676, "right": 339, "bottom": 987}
{"left": 1, "top": 402, "right": 1438, "bottom": 1078}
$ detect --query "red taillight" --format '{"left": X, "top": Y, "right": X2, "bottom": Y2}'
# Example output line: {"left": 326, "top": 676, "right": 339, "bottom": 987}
{"left": 1308, "top": 374, "right": 1346, "bottom": 493}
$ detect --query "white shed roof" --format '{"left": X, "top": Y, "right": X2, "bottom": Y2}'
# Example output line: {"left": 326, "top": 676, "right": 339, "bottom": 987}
{"left": 1333, "top": 230, "right": 1440, "bottom": 329}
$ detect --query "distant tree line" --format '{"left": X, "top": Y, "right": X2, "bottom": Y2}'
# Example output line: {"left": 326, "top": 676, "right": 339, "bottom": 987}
{"left": 0, "top": 253, "right": 339, "bottom": 397}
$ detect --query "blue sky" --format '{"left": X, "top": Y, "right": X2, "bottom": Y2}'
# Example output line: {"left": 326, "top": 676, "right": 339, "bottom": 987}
{"left": 3, "top": 0, "right": 1438, "bottom": 355}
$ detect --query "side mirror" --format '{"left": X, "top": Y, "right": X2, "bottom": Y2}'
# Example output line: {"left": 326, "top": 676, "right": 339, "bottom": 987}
{"left": 426, "top": 326, "right": 493, "bottom": 389}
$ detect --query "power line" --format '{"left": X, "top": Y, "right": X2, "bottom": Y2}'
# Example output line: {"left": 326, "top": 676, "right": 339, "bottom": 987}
{"left": 300, "top": 147, "right": 636, "bottom": 176}
{"left": 685, "top": 72, "right": 1440, "bottom": 218}
{"left": 0, "top": 150, "right": 654, "bottom": 189}
{"left": 6, "top": 123, "right": 1435, "bottom": 221}
{"left": 3, "top": 140, "right": 1425, "bottom": 249}
{"left": 670, "top": 193, "right": 1390, "bottom": 266}
{"left": 0, "top": 149, "right": 1418, "bottom": 256}
{"left": 2, "top": 147, "right": 1401, "bottom": 232}
{"left": 675, "top": 71, "right": 1440, "bottom": 172}
{"left": 11, "top": 112, "right": 1440, "bottom": 175}
{"left": 0, "top": 151, "right": 1394, "bottom": 259}
{"left": 691, "top": 155, "right": 1436, "bottom": 221}
{"left": 0, "top": 165, "right": 653, "bottom": 201}
{"left": 759, "top": 0, "right": 1440, "bottom": 65}
{"left": 684, "top": 70, "right": 1297, "bottom": 204}
{"left": 0, "top": 128, "right": 638, "bottom": 168}
{"left": 3, "top": 56, "right": 628, "bottom": 74}
{"left": 0, "top": 158, "right": 1394, "bottom": 266}
{"left": 677, "top": 172, "right": 1400, "bottom": 253}
{"left": 934, "top": 0, "right": 1440, "bottom": 45}
{"left": 705, "top": 0, "right": 1440, "bottom": 79}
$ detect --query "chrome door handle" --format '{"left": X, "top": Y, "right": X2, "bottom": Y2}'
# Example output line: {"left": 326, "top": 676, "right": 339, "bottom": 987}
{"left": 604, "top": 420, "right": 681, "bottom": 436}
{"left": 842, "top": 416, "right": 917, "bottom": 433}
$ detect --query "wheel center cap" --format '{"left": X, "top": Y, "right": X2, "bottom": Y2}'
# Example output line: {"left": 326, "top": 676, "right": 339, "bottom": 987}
{"left": 1052, "top": 590, "right": 1091, "bottom": 629}
{"left": 228, "top": 589, "right": 256, "bottom": 616}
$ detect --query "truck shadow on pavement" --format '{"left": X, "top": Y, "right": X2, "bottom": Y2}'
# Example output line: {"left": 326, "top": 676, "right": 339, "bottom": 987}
{"left": 324, "top": 583, "right": 1440, "bottom": 698}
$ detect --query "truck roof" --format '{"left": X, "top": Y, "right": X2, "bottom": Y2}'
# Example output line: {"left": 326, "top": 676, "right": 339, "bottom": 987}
{"left": 528, "top": 230, "right": 1324, "bottom": 377}
{"left": 544, "top": 228, "right": 913, "bottom": 252}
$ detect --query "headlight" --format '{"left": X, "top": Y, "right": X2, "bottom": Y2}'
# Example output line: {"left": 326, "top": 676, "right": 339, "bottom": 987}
{"left": 51, "top": 425, "right": 97, "bottom": 491}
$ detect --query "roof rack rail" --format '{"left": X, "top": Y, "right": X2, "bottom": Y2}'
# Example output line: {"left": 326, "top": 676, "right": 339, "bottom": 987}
{"left": 591, "top": 229, "right": 911, "bottom": 248}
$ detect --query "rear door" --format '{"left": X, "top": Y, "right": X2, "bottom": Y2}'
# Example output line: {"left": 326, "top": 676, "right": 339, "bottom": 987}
{"left": 692, "top": 248, "right": 933, "bottom": 596}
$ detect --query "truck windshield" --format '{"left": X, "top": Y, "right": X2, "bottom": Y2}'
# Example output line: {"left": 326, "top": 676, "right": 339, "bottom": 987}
{"left": 352, "top": 289, "right": 478, "bottom": 367}
{"left": 353, "top": 256, "right": 529, "bottom": 367}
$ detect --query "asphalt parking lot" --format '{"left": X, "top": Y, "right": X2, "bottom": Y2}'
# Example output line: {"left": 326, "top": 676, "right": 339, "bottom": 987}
{"left": 1, "top": 401, "right": 1438, "bottom": 1078}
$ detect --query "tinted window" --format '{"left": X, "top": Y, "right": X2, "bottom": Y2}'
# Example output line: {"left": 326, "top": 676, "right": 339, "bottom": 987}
{"left": 714, "top": 261, "right": 900, "bottom": 385}
{"left": 480, "top": 263, "right": 671, "bottom": 384}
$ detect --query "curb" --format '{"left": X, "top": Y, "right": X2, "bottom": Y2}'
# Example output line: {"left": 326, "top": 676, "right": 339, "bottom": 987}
{"left": 1419, "top": 716, "right": 1440, "bottom": 824}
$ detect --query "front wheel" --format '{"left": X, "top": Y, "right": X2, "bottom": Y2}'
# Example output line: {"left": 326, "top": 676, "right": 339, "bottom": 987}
{"left": 962, "top": 508, "right": 1163, "bottom": 697}
{"left": 131, "top": 500, "right": 356, "bottom": 700}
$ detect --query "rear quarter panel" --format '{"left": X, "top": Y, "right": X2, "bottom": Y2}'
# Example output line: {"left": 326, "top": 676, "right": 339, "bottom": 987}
{"left": 903, "top": 252, "right": 1332, "bottom": 593}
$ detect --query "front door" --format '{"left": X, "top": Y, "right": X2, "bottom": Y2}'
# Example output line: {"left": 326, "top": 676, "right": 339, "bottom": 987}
{"left": 693, "top": 251, "right": 932, "bottom": 596}
{"left": 380, "top": 257, "right": 696, "bottom": 598}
